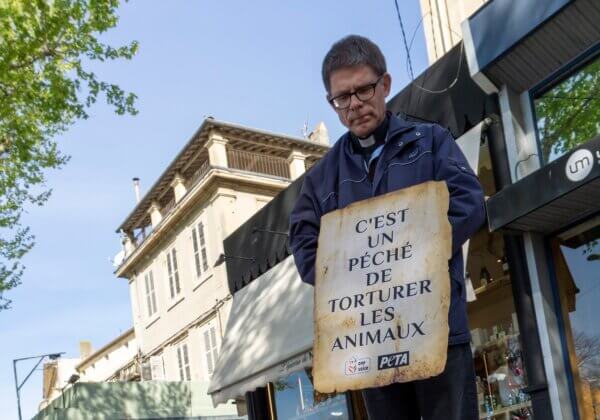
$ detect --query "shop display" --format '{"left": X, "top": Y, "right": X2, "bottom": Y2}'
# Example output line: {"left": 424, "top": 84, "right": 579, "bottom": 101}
{"left": 471, "top": 320, "right": 533, "bottom": 419}
{"left": 501, "top": 257, "right": 509, "bottom": 276}
{"left": 480, "top": 267, "right": 491, "bottom": 287}
{"left": 466, "top": 186, "right": 534, "bottom": 418}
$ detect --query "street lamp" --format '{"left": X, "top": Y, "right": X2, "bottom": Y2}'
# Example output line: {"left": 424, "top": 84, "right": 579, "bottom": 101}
{"left": 13, "top": 352, "right": 65, "bottom": 420}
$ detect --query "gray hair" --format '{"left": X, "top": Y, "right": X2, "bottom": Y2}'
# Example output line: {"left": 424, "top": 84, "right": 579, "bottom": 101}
{"left": 322, "top": 35, "right": 387, "bottom": 94}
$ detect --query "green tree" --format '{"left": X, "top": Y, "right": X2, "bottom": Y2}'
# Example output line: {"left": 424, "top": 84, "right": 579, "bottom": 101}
{"left": 535, "top": 56, "right": 600, "bottom": 163}
{"left": 0, "top": 0, "right": 138, "bottom": 309}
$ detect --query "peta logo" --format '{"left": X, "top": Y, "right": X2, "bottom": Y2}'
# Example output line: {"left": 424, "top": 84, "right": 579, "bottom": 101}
{"left": 344, "top": 356, "right": 370, "bottom": 375}
{"left": 565, "top": 149, "right": 594, "bottom": 182}
{"left": 377, "top": 351, "right": 410, "bottom": 370}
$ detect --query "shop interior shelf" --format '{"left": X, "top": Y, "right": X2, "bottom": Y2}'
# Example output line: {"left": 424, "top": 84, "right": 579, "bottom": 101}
{"left": 478, "top": 400, "right": 532, "bottom": 419}
{"left": 474, "top": 275, "right": 511, "bottom": 297}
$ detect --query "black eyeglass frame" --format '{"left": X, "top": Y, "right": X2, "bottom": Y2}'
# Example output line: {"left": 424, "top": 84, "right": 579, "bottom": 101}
{"left": 328, "top": 75, "right": 384, "bottom": 110}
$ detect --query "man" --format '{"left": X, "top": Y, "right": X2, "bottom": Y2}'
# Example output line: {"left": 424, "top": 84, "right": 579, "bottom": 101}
{"left": 289, "top": 35, "right": 485, "bottom": 419}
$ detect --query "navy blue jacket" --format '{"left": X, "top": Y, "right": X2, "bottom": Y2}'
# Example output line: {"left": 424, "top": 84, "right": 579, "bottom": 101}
{"left": 289, "top": 114, "right": 486, "bottom": 345}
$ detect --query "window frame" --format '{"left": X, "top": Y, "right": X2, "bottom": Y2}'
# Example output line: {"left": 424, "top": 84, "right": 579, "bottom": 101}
{"left": 175, "top": 341, "right": 192, "bottom": 381}
{"left": 270, "top": 369, "right": 355, "bottom": 419}
{"left": 166, "top": 246, "right": 181, "bottom": 300}
{"left": 201, "top": 321, "right": 220, "bottom": 378}
{"left": 530, "top": 43, "right": 600, "bottom": 167}
{"left": 190, "top": 215, "right": 212, "bottom": 287}
{"left": 144, "top": 269, "right": 158, "bottom": 318}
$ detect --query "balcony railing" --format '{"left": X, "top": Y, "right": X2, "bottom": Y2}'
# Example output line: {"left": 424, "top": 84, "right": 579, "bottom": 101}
{"left": 134, "top": 226, "right": 153, "bottom": 247}
{"left": 123, "top": 151, "right": 293, "bottom": 260}
{"left": 185, "top": 159, "right": 212, "bottom": 190}
{"left": 227, "top": 149, "right": 290, "bottom": 179}
{"left": 161, "top": 197, "right": 176, "bottom": 215}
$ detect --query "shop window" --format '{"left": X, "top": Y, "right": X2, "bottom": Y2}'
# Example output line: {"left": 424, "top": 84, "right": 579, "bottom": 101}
{"left": 272, "top": 369, "right": 350, "bottom": 419}
{"left": 534, "top": 54, "right": 600, "bottom": 165}
{"left": 466, "top": 139, "right": 534, "bottom": 418}
{"left": 550, "top": 222, "right": 600, "bottom": 419}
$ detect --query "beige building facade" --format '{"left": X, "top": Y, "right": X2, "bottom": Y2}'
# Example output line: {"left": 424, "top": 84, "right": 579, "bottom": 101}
{"left": 39, "top": 332, "right": 138, "bottom": 410}
{"left": 113, "top": 118, "right": 328, "bottom": 391}
{"left": 76, "top": 329, "right": 139, "bottom": 382}
{"left": 420, "top": 0, "right": 488, "bottom": 64}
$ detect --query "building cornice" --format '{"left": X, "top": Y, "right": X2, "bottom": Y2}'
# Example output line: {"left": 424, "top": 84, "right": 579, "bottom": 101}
{"left": 116, "top": 118, "right": 328, "bottom": 234}
{"left": 75, "top": 328, "right": 135, "bottom": 371}
{"left": 115, "top": 167, "right": 290, "bottom": 278}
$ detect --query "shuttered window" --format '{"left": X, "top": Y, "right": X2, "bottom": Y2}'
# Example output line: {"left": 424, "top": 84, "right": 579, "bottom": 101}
{"left": 176, "top": 342, "right": 191, "bottom": 381}
{"left": 144, "top": 270, "right": 158, "bottom": 316}
{"left": 166, "top": 247, "right": 180, "bottom": 298}
{"left": 203, "top": 323, "right": 219, "bottom": 376}
{"left": 191, "top": 222, "right": 209, "bottom": 278}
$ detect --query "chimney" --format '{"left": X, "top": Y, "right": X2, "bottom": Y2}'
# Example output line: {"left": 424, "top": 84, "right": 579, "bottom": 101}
{"left": 308, "top": 122, "right": 329, "bottom": 145}
{"left": 132, "top": 177, "right": 141, "bottom": 203}
{"left": 79, "top": 341, "right": 93, "bottom": 360}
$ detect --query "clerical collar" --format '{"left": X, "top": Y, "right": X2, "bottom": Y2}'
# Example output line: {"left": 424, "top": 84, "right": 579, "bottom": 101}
{"left": 350, "top": 113, "right": 390, "bottom": 151}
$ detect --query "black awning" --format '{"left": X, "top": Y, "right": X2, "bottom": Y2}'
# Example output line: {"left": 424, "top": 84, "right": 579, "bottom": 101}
{"left": 486, "top": 136, "right": 600, "bottom": 234}
{"left": 387, "top": 43, "right": 497, "bottom": 139}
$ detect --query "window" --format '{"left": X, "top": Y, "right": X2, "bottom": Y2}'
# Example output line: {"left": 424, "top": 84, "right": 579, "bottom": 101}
{"left": 176, "top": 342, "right": 191, "bottom": 381}
{"left": 203, "top": 323, "right": 219, "bottom": 376}
{"left": 534, "top": 54, "right": 600, "bottom": 164}
{"left": 166, "top": 247, "right": 181, "bottom": 298}
{"left": 549, "top": 224, "right": 600, "bottom": 419}
{"left": 273, "top": 369, "right": 350, "bottom": 419}
{"left": 141, "top": 360, "right": 152, "bottom": 381}
{"left": 144, "top": 270, "right": 158, "bottom": 317}
{"left": 466, "top": 141, "right": 533, "bottom": 418}
{"left": 150, "top": 355, "right": 165, "bottom": 381}
{"left": 191, "top": 221, "right": 210, "bottom": 278}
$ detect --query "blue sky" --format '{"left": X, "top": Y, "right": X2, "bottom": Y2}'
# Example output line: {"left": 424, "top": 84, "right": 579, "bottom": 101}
{"left": 0, "top": 1, "right": 430, "bottom": 418}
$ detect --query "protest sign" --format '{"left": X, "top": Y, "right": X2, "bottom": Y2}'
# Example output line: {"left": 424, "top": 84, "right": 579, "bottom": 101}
{"left": 313, "top": 181, "right": 452, "bottom": 393}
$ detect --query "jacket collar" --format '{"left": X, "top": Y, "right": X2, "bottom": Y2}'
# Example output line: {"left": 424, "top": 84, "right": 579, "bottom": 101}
{"left": 386, "top": 112, "right": 415, "bottom": 140}
{"left": 381, "top": 114, "right": 421, "bottom": 162}
{"left": 371, "top": 114, "right": 422, "bottom": 190}
{"left": 340, "top": 113, "right": 420, "bottom": 182}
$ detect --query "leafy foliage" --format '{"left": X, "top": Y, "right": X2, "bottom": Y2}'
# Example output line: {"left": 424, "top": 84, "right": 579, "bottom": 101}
{"left": 0, "top": 0, "right": 138, "bottom": 309}
{"left": 573, "top": 330, "right": 600, "bottom": 385}
{"left": 535, "top": 56, "right": 600, "bottom": 163}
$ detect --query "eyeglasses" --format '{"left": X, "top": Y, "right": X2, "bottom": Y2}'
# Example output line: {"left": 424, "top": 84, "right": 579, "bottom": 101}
{"left": 328, "top": 76, "right": 383, "bottom": 110}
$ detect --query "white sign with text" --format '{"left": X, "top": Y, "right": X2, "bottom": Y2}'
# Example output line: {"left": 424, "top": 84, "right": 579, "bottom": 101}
{"left": 313, "top": 181, "right": 452, "bottom": 393}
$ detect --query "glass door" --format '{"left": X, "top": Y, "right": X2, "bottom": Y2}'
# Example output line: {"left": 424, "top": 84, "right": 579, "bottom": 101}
{"left": 466, "top": 133, "right": 534, "bottom": 419}
{"left": 550, "top": 219, "right": 600, "bottom": 419}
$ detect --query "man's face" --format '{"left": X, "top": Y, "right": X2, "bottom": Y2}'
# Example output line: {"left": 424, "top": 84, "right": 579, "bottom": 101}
{"left": 328, "top": 65, "right": 391, "bottom": 138}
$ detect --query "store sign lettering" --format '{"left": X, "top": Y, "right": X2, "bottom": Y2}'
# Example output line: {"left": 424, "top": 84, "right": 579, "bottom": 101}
{"left": 313, "top": 181, "right": 452, "bottom": 393}
{"left": 565, "top": 148, "right": 594, "bottom": 182}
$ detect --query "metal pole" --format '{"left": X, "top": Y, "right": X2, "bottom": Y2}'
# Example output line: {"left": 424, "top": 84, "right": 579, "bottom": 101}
{"left": 13, "top": 359, "right": 22, "bottom": 420}
{"left": 19, "top": 356, "right": 47, "bottom": 391}
{"left": 12, "top": 352, "right": 64, "bottom": 420}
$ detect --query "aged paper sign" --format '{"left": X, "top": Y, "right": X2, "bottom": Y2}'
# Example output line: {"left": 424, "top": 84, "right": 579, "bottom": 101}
{"left": 313, "top": 181, "right": 452, "bottom": 393}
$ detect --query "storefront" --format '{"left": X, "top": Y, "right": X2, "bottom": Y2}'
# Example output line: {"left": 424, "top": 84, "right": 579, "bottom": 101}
{"left": 208, "top": 1, "right": 600, "bottom": 419}
{"left": 465, "top": 0, "right": 600, "bottom": 418}
{"left": 484, "top": 53, "right": 600, "bottom": 420}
